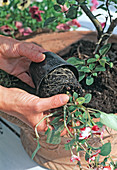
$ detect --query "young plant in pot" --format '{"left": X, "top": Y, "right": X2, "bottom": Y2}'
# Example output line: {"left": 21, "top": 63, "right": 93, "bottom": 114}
{"left": 23, "top": 51, "right": 117, "bottom": 170}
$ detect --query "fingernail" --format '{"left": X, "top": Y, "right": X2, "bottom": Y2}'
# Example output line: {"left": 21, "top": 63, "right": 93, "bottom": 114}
{"left": 59, "top": 95, "right": 69, "bottom": 104}
{"left": 38, "top": 53, "right": 45, "bottom": 61}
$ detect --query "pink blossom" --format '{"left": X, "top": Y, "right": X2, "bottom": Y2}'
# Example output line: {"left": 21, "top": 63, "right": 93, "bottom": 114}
{"left": 31, "top": 10, "right": 44, "bottom": 22}
{"left": 15, "top": 21, "right": 23, "bottom": 29}
{"left": 70, "top": 154, "right": 80, "bottom": 162}
{"left": 29, "top": 6, "right": 44, "bottom": 22}
{"left": 29, "top": 6, "right": 39, "bottom": 13}
{"left": 90, "top": 0, "right": 99, "bottom": 11}
{"left": 0, "top": 25, "right": 13, "bottom": 35}
{"left": 56, "top": 23, "right": 70, "bottom": 30}
{"left": 79, "top": 127, "right": 91, "bottom": 140}
{"left": 91, "top": 125, "right": 105, "bottom": 139}
{"left": 60, "top": 5, "right": 68, "bottom": 12}
{"left": 67, "top": 19, "right": 81, "bottom": 27}
{"left": 19, "top": 27, "right": 32, "bottom": 36}
{"left": 101, "top": 22, "right": 106, "bottom": 29}
{"left": 87, "top": 150, "right": 101, "bottom": 163}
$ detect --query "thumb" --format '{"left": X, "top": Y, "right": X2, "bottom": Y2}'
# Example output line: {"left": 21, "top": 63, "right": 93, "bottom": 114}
{"left": 35, "top": 94, "right": 69, "bottom": 113}
{"left": 17, "top": 42, "right": 46, "bottom": 62}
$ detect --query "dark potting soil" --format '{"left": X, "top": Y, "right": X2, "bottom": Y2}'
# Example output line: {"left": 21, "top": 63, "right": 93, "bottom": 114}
{"left": 39, "top": 67, "right": 82, "bottom": 98}
{"left": 58, "top": 40, "right": 117, "bottom": 113}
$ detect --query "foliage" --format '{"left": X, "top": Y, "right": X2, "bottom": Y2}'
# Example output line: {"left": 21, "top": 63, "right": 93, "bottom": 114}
{"left": 32, "top": 91, "right": 117, "bottom": 169}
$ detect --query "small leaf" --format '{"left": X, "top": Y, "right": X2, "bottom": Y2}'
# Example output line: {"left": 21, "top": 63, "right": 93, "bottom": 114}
{"left": 99, "top": 59, "right": 106, "bottom": 67}
{"left": 90, "top": 112, "right": 101, "bottom": 118}
{"left": 87, "top": 58, "right": 97, "bottom": 64}
{"left": 79, "top": 72, "right": 85, "bottom": 82}
{"left": 32, "top": 139, "right": 41, "bottom": 159}
{"left": 99, "top": 143, "right": 111, "bottom": 156}
{"left": 69, "top": 105, "right": 77, "bottom": 112}
{"left": 95, "top": 121, "right": 103, "bottom": 128}
{"left": 94, "top": 65, "right": 106, "bottom": 72}
{"left": 80, "top": 66, "right": 91, "bottom": 73}
{"left": 73, "top": 92, "right": 78, "bottom": 100}
{"left": 66, "top": 6, "right": 77, "bottom": 19}
{"left": 84, "top": 93, "right": 92, "bottom": 103}
{"left": 99, "top": 43, "right": 111, "bottom": 56}
{"left": 67, "top": 57, "right": 85, "bottom": 65}
{"left": 76, "top": 97, "right": 85, "bottom": 105}
{"left": 109, "top": 62, "right": 113, "bottom": 68}
{"left": 89, "top": 63, "right": 96, "bottom": 70}
{"left": 44, "top": 17, "right": 56, "bottom": 26}
{"left": 95, "top": 54, "right": 100, "bottom": 59}
{"left": 100, "top": 112, "right": 117, "bottom": 130}
{"left": 57, "top": 0, "right": 66, "bottom": 5}
{"left": 54, "top": 5, "right": 61, "bottom": 12}
{"left": 75, "top": 111, "right": 82, "bottom": 117}
{"left": 92, "top": 73, "right": 97, "bottom": 76}
{"left": 86, "top": 76, "right": 94, "bottom": 85}
{"left": 46, "top": 129, "right": 61, "bottom": 144}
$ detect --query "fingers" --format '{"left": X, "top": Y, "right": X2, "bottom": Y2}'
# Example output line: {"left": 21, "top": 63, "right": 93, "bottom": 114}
{"left": 17, "top": 42, "right": 46, "bottom": 62}
{"left": 34, "top": 94, "right": 69, "bottom": 113}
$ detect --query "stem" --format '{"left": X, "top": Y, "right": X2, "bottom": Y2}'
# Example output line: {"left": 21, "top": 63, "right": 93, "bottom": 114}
{"left": 76, "top": 0, "right": 103, "bottom": 38}
{"left": 35, "top": 113, "right": 53, "bottom": 139}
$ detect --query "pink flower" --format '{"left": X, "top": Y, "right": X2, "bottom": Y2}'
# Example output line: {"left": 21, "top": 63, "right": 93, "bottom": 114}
{"left": 101, "top": 22, "right": 106, "bottom": 29}
{"left": 87, "top": 150, "right": 101, "bottom": 163}
{"left": 15, "top": 21, "right": 23, "bottom": 29}
{"left": 29, "top": 6, "right": 44, "bottom": 22}
{"left": 31, "top": 10, "right": 44, "bottom": 22}
{"left": 91, "top": 125, "right": 105, "bottom": 139}
{"left": 90, "top": 0, "right": 99, "bottom": 11}
{"left": 19, "top": 27, "right": 32, "bottom": 36}
{"left": 56, "top": 23, "right": 70, "bottom": 30}
{"left": 0, "top": 25, "right": 13, "bottom": 35}
{"left": 60, "top": 5, "right": 68, "bottom": 12}
{"left": 79, "top": 127, "right": 91, "bottom": 140}
{"left": 29, "top": 6, "right": 39, "bottom": 13}
{"left": 70, "top": 154, "right": 80, "bottom": 162}
{"left": 67, "top": 19, "right": 81, "bottom": 27}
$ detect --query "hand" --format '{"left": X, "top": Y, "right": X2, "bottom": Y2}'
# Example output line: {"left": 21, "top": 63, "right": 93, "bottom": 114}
{"left": 0, "top": 35, "right": 46, "bottom": 87}
{"left": 0, "top": 86, "right": 69, "bottom": 131}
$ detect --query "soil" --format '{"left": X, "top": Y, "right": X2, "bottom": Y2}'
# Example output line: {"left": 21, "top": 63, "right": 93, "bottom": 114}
{"left": 39, "top": 67, "right": 82, "bottom": 98}
{"left": 58, "top": 40, "right": 117, "bottom": 113}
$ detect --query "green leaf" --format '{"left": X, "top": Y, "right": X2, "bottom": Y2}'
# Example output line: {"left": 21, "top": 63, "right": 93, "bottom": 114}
{"left": 85, "top": 152, "right": 90, "bottom": 161}
{"left": 99, "top": 59, "right": 106, "bottom": 67}
{"left": 100, "top": 112, "right": 117, "bottom": 130}
{"left": 92, "top": 73, "right": 97, "bottom": 76}
{"left": 44, "top": 17, "right": 56, "bottom": 26}
{"left": 86, "top": 76, "right": 94, "bottom": 85}
{"left": 56, "top": 0, "right": 66, "bottom": 5}
{"left": 99, "top": 43, "right": 111, "bottom": 56}
{"left": 80, "top": 66, "right": 91, "bottom": 73}
{"left": 94, "top": 65, "right": 106, "bottom": 72}
{"left": 46, "top": 129, "right": 61, "bottom": 144}
{"left": 76, "top": 97, "right": 85, "bottom": 105}
{"left": 75, "top": 111, "right": 82, "bottom": 117}
{"left": 90, "top": 112, "right": 101, "bottom": 118}
{"left": 68, "top": 105, "right": 77, "bottom": 112}
{"left": 87, "top": 58, "right": 97, "bottom": 64}
{"left": 66, "top": 6, "right": 77, "bottom": 19}
{"left": 89, "top": 63, "right": 96, "bottom": 70}
{"left": 73, "top": 92, "right": 78, "bottom": 100}
{"left": 95, "top": 54, "right": 100, "bottom": 59}
{"left": 109, "top": 62, "right": 113, "bottom": 68}
{"left": 67, "top": 57, "right": 85, "bottom": 65}
{"left": 100, "top": 143, "right": 111, "bottom": 156}
{"left": 79, "top": 72, "right": 85, "bottom": 82}
{"left": 32, "top": 139, "right": 41, "bottom": 159}
{"left": 54, "top": 5, "right": 61, "bottom": 12}
{"left": 84, "top": 93, "right": 92, "bottom": 103}
{"left": 95, "top": 121, "right": 103, "bottom": 128}
{"left": 64, "top": 139, "right": 75, "bottom": 150}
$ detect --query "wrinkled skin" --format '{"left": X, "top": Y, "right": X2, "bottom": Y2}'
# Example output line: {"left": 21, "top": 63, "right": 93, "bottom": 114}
{"left": 0, "top": 35, "right": 69, "bottom": 131}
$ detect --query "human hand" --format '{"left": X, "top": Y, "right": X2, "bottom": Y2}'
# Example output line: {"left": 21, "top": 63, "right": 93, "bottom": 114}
{"left": 0, "top": 85, "right": 69, "bottom": 132}
{"left": 0, "top": 35, "right": 46, "bottom": 87}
